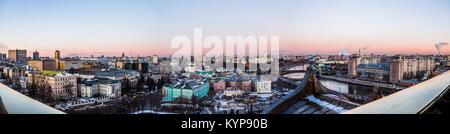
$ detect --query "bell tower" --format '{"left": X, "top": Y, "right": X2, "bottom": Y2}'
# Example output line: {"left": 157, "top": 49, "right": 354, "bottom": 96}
{"left": 55, "top": 50, "right": 61, "bottom": 70}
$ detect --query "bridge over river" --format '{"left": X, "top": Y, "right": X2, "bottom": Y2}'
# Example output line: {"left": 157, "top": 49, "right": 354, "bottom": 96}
{"left": 267, "top": 65, "right": 450, "bottom": 114}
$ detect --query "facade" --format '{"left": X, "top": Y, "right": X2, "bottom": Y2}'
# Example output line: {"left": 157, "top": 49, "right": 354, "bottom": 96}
{"left": 3, "top": 67, "right": 26, "bottom": 79}
{"left": 78, "top": 79, "right": 121, "bottom": 98}
{"left": 152, "top": 55, "right": 158, "bottom": 64}
{"left": 78, "top": 80, "right": 99, "bottom": 98}
{"left": 28, "top": 60, "right": 56, "bottom": 71}
{"left": 403, "top": 58, "right": 418, "bottom": 79}
{"left": 94, "top": 70, "right": 140, "bottom": 88}
{"left": 228, "top": 80, "right": 252, "bottom": 93}
{"left": 109, "top": 60, "right": 149, "bottom": 73}
{"left": 33, "top": 51, "right": 40, "bottom": 60}
{"left": 125, "top": 71, "right": 140, "bottom": 88}
{"left": 162, "top": 79, "right": 209, "bottom": 102}
{"left": 356, "top": 64, "right": 390, "bottom": 82}
{"left": 0, "top": 53, "right": 6, "bottom": 60}
{"left": 98, "top": 79, "right": 121, "bottom": 98}
{"left": 348, "top": 54, "right": 361, "bottom": 77}
{"left": 227, "top": 75, "right": 252, "bottom": 92}
{"left": 389, "top": 56, "right": 404, "bottom": 83}
{"left": 252, "top": 80, "right": 272, "bottom": 94}
{"left": 8, "top": 49, "right": 27, "bottom": 62}
{"left": 213, "top": 79, "right": 226, "bottom": 92}
{"left": 388, "top": 56, "right": 435, "bottom": 83}
{"left": 28, "top": 71, "right": 77, "bottom": 100}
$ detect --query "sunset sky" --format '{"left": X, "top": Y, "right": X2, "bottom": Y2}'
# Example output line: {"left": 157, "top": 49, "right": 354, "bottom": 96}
{"left": 0, "top": 0, "right": 449, "bottom": 57}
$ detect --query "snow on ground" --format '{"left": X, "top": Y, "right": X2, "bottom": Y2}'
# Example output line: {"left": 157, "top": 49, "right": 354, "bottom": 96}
{"left": 257, "top": 94, "right": 273, "bottom": 98}
{"left": 132, "top": 110, "right": 178, "bottom": 114}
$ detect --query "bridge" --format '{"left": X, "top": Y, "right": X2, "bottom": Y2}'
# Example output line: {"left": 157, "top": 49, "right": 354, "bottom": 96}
{"left": 265, "top": 67, "right": 361, "bottom": 114}
{"left": 280, "top": 70, "right": 307, "bottom": 75}
{"left": 319, "top": 75, "right": 406, "bottom": 90}
{"left": 265, "top": 67, "right": 450, "bottom": 114}
{"left": 280, "top": 63, "right": 309, "bottom": 72}
{"left": 277, "top": 63, "right": 311, "bottom": 89}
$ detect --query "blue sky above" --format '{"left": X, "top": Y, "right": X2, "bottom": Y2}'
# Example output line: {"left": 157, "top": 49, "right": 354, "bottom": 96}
{"left": 0, "top": 0, "right": 449, "bottom": 56}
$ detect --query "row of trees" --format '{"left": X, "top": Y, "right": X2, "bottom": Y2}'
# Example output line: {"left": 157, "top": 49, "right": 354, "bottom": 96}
{"left": 27, "top": 74, "right": 76, "bottom": 107}
{"left": 27, "top": 74, "right": 56, "bottom": 105}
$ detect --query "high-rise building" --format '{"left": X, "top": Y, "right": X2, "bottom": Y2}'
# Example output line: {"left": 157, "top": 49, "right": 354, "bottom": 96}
{"left": 447, "top": 56, "right": 450, "bottom": 66}
{"left": 0, "top": 53, "right": 6, "bottom": 60}
{"left": 389, "top": 56, "right": 404, "bottom": 83}
{"left": 8, "top": 49, "right": 27, "bottom": 62}
{"left": 33, "top": 50, "right": 40, "bottom": 60}
{"left": 403, "top": 58, "right": 418, "bottom": 79}
{"left": 348, "top": 54, "right": 361, "bottom": 77}
{"left": 152, "top": 55, "right": 158, "bottom": 64}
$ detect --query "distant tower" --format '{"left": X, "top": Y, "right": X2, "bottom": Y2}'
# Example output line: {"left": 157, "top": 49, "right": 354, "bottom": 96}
{"left": 122, "top": 52, "right": 125, "bottom": 57}
{"left": 152, "top": 55, "right": 158, "bottom": 64}
{"left": 55, "top": 50, "right": 61, "bottom": 71}
{"left": 348, "top": 54, "right": 361, "bottom": 77}
{"left": 358, "top": 48, "right": 362, "bottom": 57}
{"left": 389, "top": 56, "right": 404, "bottom": 83}
{"left": 33, "top": 50, "right": 40, "bottom": 60}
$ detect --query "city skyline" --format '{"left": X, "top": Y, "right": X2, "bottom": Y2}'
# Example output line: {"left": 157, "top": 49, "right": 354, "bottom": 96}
{"left": 0, "top": 0, "right": 449, "bottom": 57}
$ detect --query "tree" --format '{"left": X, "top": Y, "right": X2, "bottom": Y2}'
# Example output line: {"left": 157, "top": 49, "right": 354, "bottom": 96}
{"left": 28, "top": 73, "right": 38, "bottom": 98}
{"left": 247, "top": 104, "right": 254, "bottom": 114}
{"left": 147, "top": 78, "right": 155, "bottom": 91}
{"left": 191, "top": 95, "right": 198, "bottom": 111}
{"left": 12, "top": 77, "right": 22, "bottom": 92}
{"left": 44, "top": 82, "right": 55, "bottom": 105}
{"left": 157, "top": 78, "right": 164, "bottom": 90}
{"left": 123, "top": 79, "right": 131, "bottom": 94}
{"left": 68, "top": 67, "right": 75, "bottom": 74}
{"left": 64, "top": 82, "right": 75, "bottom": 101}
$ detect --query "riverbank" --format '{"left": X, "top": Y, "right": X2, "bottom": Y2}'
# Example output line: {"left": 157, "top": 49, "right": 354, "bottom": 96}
{"left": 318, "top": 75, "right": 406, "bottom": 90}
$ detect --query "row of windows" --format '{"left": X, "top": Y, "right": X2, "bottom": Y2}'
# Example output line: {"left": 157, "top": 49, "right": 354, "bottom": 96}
{"left": 55, "top": 77, "right": 75, "bottom": 82}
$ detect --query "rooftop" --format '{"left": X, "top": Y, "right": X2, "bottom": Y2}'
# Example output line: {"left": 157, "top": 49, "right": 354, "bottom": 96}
{"left": 164, "top": 79, "right": 207, "bottom": 90}
{"left": 37, "top": 71, "right": 70, "bottom": 77}
{"left": 357, "top": 64, "right": 389, "bottom": 69}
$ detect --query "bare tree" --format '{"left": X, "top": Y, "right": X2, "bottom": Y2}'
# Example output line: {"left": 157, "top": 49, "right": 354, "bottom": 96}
{"left": 63, "top": 82, "right": 75, "bottom": 101}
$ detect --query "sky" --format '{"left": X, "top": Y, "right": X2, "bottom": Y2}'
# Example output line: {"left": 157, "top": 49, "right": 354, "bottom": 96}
{"left": 0, "top": 0, "right": 449, "bottom": 57}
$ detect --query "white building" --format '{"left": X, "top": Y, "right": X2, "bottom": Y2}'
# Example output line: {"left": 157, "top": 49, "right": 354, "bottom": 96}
{"left": 78, "top": 79, "right": 121, "bottom": 98}
{"left": 252, "top": 80, "right": 271, "bottom": 94}
{"left": 152, "top": 55, "right": 158, "bottom": 64}
{"left": 28, "top": 71, "right": 77, "bottom": 100}
{"left": 99, "top": 79, "right": 121, "bottom": 98}
{"left": 78, "top": 80, "right": 99, "bottom": 98}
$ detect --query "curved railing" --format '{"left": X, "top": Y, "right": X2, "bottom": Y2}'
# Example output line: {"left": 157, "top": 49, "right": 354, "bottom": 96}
{"left": 344, "top": 71, "right": 450, "bottom": 114}
{"left": 0, "top": 83, "right": 64, "bottom": 114}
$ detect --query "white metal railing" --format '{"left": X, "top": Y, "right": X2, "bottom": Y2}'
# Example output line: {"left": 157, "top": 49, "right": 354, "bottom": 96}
{"left": 0, "top": 83, "right": 65, "bottom": 114}
{"left": 344, "top": 71, "right": 450, "bottom": 114}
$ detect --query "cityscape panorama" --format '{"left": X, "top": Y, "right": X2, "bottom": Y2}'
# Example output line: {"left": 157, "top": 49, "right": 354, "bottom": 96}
{"left": 0, "top": 0, "right": 449, "bottom": 117}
